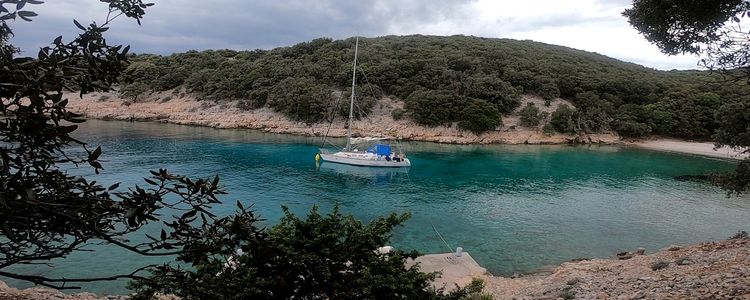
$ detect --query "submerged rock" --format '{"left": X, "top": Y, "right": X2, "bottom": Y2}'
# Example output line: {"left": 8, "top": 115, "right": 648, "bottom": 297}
{"left": 673, "top": 174, "right": 711, "bottom": 182}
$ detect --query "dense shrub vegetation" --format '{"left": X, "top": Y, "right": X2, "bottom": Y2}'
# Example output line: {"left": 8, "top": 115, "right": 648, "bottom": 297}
{"left": 120, "top": 35, "right": 750, "bottom": 137}
{"left": 458, "top": 100, "right": 502, "bottom": 133}
{"left": 518, "top": 103, "right": 543, "bottom": 127}
{"left": 550, "top": 104, "right": 576, "bottom": 134}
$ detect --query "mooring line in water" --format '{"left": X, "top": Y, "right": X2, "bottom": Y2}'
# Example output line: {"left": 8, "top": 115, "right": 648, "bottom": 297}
{"left": 431, "top": 223, "right": 453, "bottom": 252}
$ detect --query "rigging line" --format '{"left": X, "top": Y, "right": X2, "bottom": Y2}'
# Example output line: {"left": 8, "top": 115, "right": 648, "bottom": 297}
{"left": 357, "top": 67, "right": 380, "bottom": 123}
{"left": 358, "top": 67, "right": 379, "bottom": 99}
{"left": 321, "top": 91, "right": 344, "bottom": 148}
{"left": 353, "top": 94, "right": 367, "bottom": 120}
{"left": 431, "top": 223, "right": 453, "bottom": 253}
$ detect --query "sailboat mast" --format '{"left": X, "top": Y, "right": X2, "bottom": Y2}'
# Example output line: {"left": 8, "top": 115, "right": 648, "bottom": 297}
{"left": 345, "top": 36, "right": 359, "bottom": 152}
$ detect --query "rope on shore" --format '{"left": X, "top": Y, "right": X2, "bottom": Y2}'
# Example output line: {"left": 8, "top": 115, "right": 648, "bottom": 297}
{"left": 432, "top": 223, "right": 453, "bottom": 252}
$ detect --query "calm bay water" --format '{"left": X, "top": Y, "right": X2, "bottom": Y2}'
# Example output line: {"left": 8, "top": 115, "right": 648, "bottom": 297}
{"left": 5, "top": 120, "right": 749, "bottom": 294}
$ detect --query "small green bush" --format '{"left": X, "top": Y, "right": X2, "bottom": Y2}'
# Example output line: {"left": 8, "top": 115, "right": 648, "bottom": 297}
{"left": 651, "top": 261, "right": 669, "bottom": 271}
{"left": 559, "top": 286, "right": 576, "bottom": 300}
{"left": 98, "top": 95, "right": 110, "bottom": 102}
{"left": 119, "top": 82, "right": 149, "bottom": 101}
{"left": 391, "top": 108, "right": 405, "bottom": 120}
{"left": 519, "top": 103, "right": 543, "bottom": 127}
{"left": 450, "top": 279, "right": 493, "bottom": 300}
{"left": 611, "top": 104, "right": 653, "bottom": 138}
{"left": 675, "top": 257, "right": 693, "bottom": 265}
{"left": 236, "top": 100, "right": 262, "bottom": 111}
{"left": 405, "top": 90, "right": 466, "bottom": 126}
{"left": 539, "top": 82, "right": 560, "bottom": 100}
{"left": 458, "top": 99, "right": 502, "bottom": 134}
{"left": 542, "top": 123, "right": 555, "bottom": 134}
{"left": 550, "top": 104, "right": 576, "bottom": 133}
{"left": 729, "top": 230, "right": 748, "bottom": 240}
{"left": 611, "top": 119, "right": 652, "bottom": 137}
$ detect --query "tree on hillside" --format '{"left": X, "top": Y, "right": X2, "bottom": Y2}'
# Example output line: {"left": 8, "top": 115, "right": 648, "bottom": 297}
{"left": 405, "top": 89, "right": 467, "bottom": 126}
{"left": 625, "top": 0, "right": 750, "bottom": 194}
{"left": 519, "top": 103, "right": 543, "bottom": 127}
{"left": 267, "top": 76, "right": 332, "bottom": 123}
{"left": 549, "top": 104, "right": 576, "bottom": 134}
{"left": 0, "top": 1, "right": 487, "bottom": 297}
{"left": 464, "top": 75, "right": 521, "bottom": 113}
{"left": 611, "top": 104, "right": 652, "bottom": 138}
{"left": 457, "top": 99, "right": 502, "bottom": 134}
{"left": 574, "top": 91, "right": 613, "bottom": 132}
{"left": 120, "top": 81, "right": 149, "bottom": 101}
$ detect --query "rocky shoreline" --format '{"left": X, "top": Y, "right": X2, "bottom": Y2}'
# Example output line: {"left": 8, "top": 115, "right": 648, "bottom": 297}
{"left": 65, "top": 91, "right": 621, "bottom": 146}
{"left": 483, "top": 234, "right": 750, "bottom": 299}
{"left": 65, "top": 91, "right": 750, "bottom": 161}
{"left": 3, "top": 235, "right": 748, "bottom": 299}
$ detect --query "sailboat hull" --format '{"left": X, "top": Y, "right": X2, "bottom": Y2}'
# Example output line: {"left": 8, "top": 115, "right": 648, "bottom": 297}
{"left": 320, "top": 152, "right": 411, "bottom": 167}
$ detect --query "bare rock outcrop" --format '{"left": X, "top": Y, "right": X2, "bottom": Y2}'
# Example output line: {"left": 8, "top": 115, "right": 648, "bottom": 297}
{"left": 483, "top": 237, "right": 750, "bottom": 299}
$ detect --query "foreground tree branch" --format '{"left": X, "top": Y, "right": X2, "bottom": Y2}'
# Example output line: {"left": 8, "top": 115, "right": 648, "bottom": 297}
{"left": 625, "top": 0, "right": 750, "bottom": 195}
{"left": 0, "top": 265, "right": 154, "bottom": 290}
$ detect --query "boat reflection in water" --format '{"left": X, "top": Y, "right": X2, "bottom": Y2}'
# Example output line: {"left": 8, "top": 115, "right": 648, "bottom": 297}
{"left": 317, "top": 161, "right": 410, "bottom": 180}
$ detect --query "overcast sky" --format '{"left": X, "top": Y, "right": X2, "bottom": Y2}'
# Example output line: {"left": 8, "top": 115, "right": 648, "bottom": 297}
{"left": 8, "top": 0, "right": 700, "bottom": 70}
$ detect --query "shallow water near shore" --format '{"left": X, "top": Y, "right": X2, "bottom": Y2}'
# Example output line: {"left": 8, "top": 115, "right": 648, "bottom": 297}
{"left": 4, "top": 120, "right": 749, "bottom": 295}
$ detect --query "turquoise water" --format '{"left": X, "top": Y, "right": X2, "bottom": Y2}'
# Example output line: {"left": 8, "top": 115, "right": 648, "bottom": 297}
{"left": 4, "top": 120, "right": 749, "bottom": 295}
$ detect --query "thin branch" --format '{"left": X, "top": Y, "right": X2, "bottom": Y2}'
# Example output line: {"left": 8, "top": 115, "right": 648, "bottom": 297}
{"left": 0, "top": 265, "right": 154, "bottom": 290}
{"left": 93, "top": 229, "right": 186, "bottom": 256}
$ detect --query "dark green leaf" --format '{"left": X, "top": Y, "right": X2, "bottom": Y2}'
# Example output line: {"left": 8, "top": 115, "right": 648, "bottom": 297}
{"left": 89, "top": 146, "right": 102, "bottom": 160}
{"left": 0, "top": 12, "right": 16, "bottom": 21}
{"left": 73, "top": 19, "right": 85, "bottom": 30}
{"left": 89, "top": 161, "right": 103, "bottom": 169}
{"left": 17, "top": 10, "right": 37, "bottom": 21}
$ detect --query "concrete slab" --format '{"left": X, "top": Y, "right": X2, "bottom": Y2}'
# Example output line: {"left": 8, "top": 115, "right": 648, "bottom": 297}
{"left": 408, "top": 252, "right": 489, "bottom": 290}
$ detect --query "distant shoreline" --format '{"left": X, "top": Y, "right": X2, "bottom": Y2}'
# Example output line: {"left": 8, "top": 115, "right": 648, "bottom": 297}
{"left": 66, "top": 92, "right": 745, "bottom": 161}
{"left": 633, "top": 139, "right": 746, "bottom": 161}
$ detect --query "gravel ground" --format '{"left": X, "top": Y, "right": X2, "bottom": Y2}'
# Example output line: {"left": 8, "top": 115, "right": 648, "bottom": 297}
{"left": 484, "top": 235, "right": 750, "bottom": 299}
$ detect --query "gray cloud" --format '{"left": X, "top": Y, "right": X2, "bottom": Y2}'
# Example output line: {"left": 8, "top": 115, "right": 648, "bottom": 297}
{"left": 10, "top": 0, "right": 474, "bottom": 52}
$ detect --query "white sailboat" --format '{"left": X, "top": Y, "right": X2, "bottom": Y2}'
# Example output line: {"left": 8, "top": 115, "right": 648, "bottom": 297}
{"left": 316, "top": 36, "right": 411, "bottom": 168}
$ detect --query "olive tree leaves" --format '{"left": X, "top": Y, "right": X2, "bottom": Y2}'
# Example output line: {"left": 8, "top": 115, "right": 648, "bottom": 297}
{"left": 0, "top": 0, "right": 238, "bottom": 291}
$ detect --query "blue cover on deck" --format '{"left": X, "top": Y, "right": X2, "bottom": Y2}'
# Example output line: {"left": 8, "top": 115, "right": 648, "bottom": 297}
{"left": 368, "top": 144, "right": 391, "bottom": 156}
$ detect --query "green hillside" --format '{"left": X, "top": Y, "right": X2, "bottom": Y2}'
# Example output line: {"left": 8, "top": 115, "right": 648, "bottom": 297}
{"left": 119, "top": 35, "right": 748, "bottom": 139}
